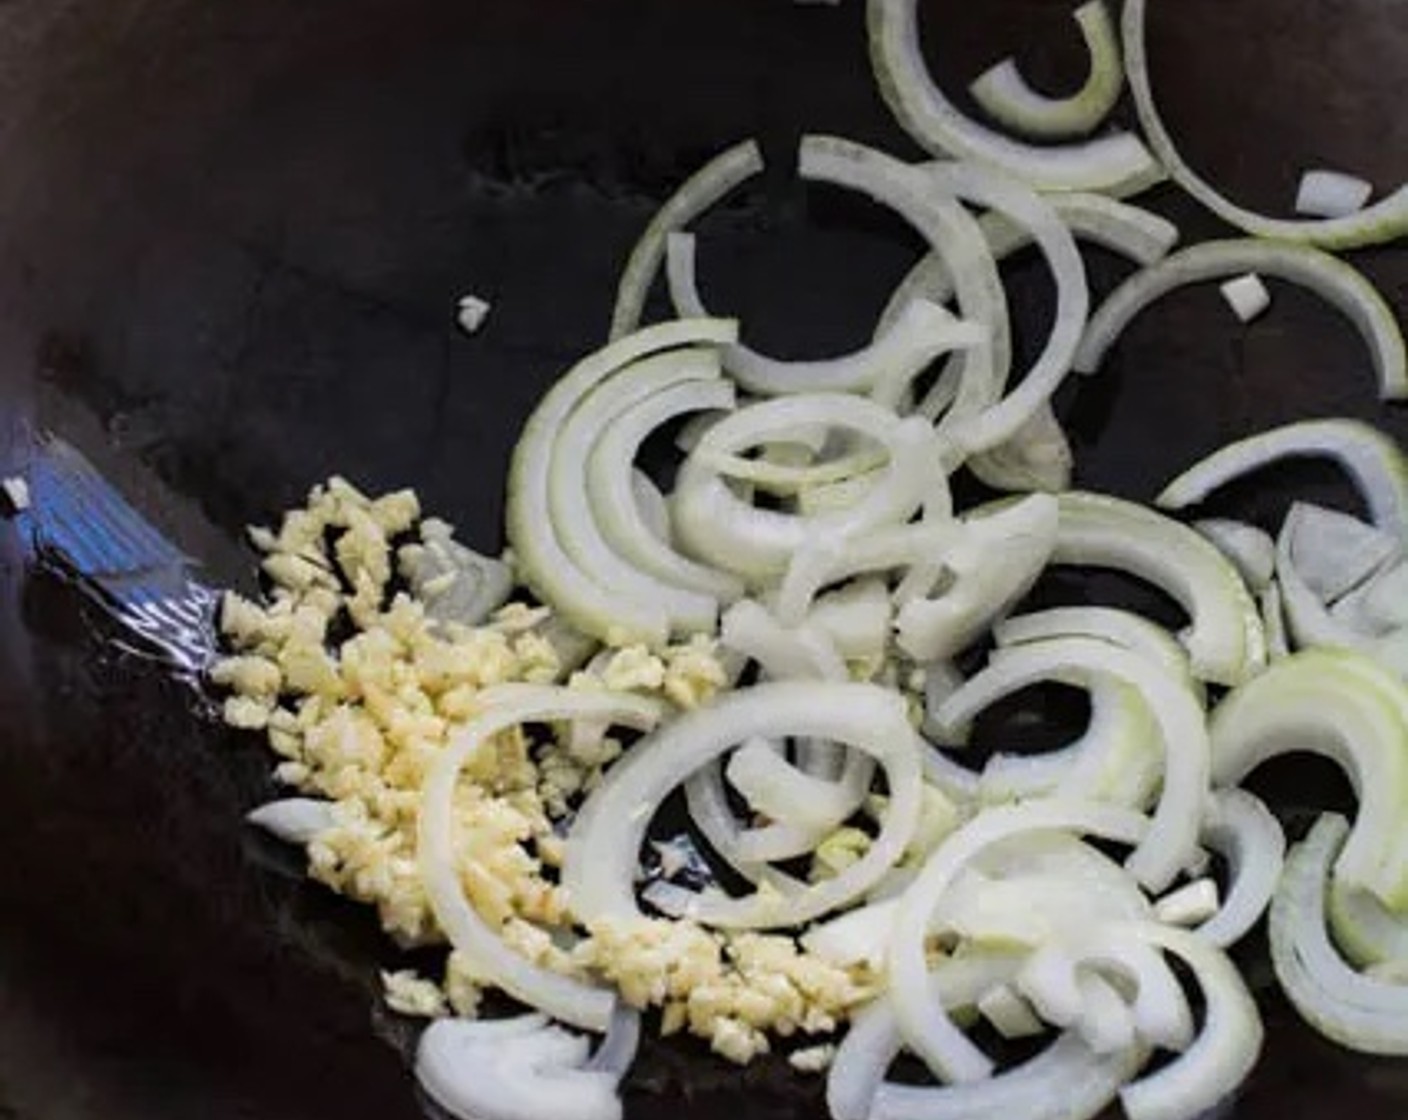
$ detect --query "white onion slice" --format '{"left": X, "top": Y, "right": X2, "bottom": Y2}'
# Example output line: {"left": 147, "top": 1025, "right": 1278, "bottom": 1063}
{"left": 1158, "top": 419, "right": 1408, "bottom": 541}
{"left": 1195, "top": 788, "right": 1286, "bottom": 949}
{"left": 967, "top": 404, "right": 1074, "bottom": 494}
{"left": 969, "top": 2, "right": 1123, "bottom": 141}
{"left": 1271, "top": 813, "right": 1408, "bottom": 1053}
{"left": 1282, "top": 501, "right": 1401, "bottom": 604}
{"left": 507, "top": 319, "right": 737, "bottom": 645}
{"left": 994, "top": 605, "right": 1198, "bottom": 692}
{"left": 418, "top": 685, "right": 662, "bottom": 1031}
{"left": 1193, "top": 519, "right": 1275, "bottom": 592}
{"left": 1209, "top": 648, "right": 1408, "bottom": 908}
{"left": 1295, "top": 170, "right": 1374, "bottom": 220}
{"left": 1153, "top": 879, "right": 1220, "bottom": 927}
{"left": 1333, "top": 560, "right": 1408, "bottom": 638}
{"left": 1261, "top": 581, "right": 1290, "bottom": 661}
{"left": 721, "top": 599, "right": 849, "bottom": 682}
{"left": 565, "top": 681, "right": 922, "bottom": 929}
{"left": 588, "top": 379, "right": 743, "bottom": 601}
{"left": 1121, "top": 0, "right": 1408, "bottom": 249}
{"left": 866, "top": 0, "right": 1161, "bottom": 194}
{"left": 937, "top": 637, "right": 1207, "bottom": 888}
{"left": 609, "top": 140, "right": 763, "bottom": 339}
{"left": 1053, "top": 491, "right": 1266, "bottom": 687}
{"left": 805, "top": 577, "right": 892, "bottom": 662}
{"left": 977, "top": 984, "right": 1045, "bottom": 1039}
{"left": 246, "top": 798, "right": 333, "bottom": 845}
{"left": 1075, "top": 239, "right": 1407, "bottom": 400}
{"left": 629, "top": 470, "right": 670, "bottom": 545}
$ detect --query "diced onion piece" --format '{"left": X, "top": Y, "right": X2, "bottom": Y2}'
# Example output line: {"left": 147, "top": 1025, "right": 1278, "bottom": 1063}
{"left": 1271, "top": 814, "right": 1408, "bottom": 1054}
{"left": 1333, "top": 560, "right": 1408, "bottom": 638}
{"left": 246, "top": 798, "right": 332, "bottom": 845}
{"left": 609, "top": 141, "right": 763, "bottom": 339}
{"left": 969, "top": 2, "right": 1123, "bottom": 141}
{"left": 896, "top": 495, "right": 1060, "bottom": 661}
{"left": 565, "top": 681, "right": 922, "bottom": 929}
{"left": 455, "top": 294, "right": 490, "bottom": 335}
{"left": 887, "top": 798, "right": 1150, "bottom": 1081}
{"left": 1, "top": 475, "right": 29, "bottom": 512}
{"left": 673, "top": 393, "right": 943, "bottom": 582}
{"left": 1053, "top": 492, "right": 1266, "bottom": 687}
{"left": 1154, "top": 879, "right": 1220, "bottom": 926}
{"left": 1193, "top": 519, "right": 1275, "bottom": 593}
{"left": 1196, "top": 789, "right": 1286, "bottom": 949}
{"left": 418, "top": 685, "right": 662, "bottom": 1031}
{"left": 867, "top": 0, "right": 1162, "bottom": 194}
{"left": 1295, "top": 169, "right": 1374, "bottom": 219}
{"left": 507, "top": 319, "right": 737, "bottom": 645}
{"left": 1159, "top": 419, "right": 1408, "bottom": 541}
{"left": 1209, "top": 649, "right": 1408, "bottom": 908}
{"left": 938, "top": 637, "right": 1208, "bottom": 889}
{"left": 667, "top": 230, "right": 984, "bottom": 396}
{"left": 1121, "top": 0, "right": 1408, "bottom": 248}
{"left": 1075, "top": 240, "right": 1407, "bottom": 400}
{"left": 1282, "top": 501, "right": 1401, "bottom": 604}
{"left": 588, "top": 379, "right": 744, "bottom": 602}
{"left": 1218, "top": 274, "right": 1270, "bottom": 323}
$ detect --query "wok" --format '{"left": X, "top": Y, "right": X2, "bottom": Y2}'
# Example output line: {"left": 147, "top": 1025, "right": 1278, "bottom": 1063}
{"left": 1, "top": 0, "right": 1407, "bottom": 1117}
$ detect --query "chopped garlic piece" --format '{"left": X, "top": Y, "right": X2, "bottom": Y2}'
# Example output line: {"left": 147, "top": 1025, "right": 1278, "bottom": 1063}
{"left": 382, "top": 970, "right": 449, "bottom": 1018}
{"left": 788, "top": 1043, "right": 837, "bottom": 1073}
{"left": 456, "top": 294, "right": 491, "bottom": 335}
{"left": 1, "top": 476, "right": 29, "bottom": 512}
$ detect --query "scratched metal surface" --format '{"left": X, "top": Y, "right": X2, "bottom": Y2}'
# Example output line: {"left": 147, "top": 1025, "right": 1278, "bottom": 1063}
{"left": 0, "top": 0, "right": 1407, "bottom": 1117}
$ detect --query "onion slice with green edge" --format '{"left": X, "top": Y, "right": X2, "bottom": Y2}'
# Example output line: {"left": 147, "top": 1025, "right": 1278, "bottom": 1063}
{"left": 937, "top": 637, "right": 1208, "bottom": 888}
{"left": 886, "top": 797, "right": 1150, "bottom": 1081}
{"left": 967, "top": 404, "right": 1074, "bottom": 494}
{"left": 968, "top": 2, "right": 1123, "bottom": 141}
{"left": 896, "top": 494, "right": 1060, "bottom": 661}
{"left": 1158, "top": 419, "right": 1408, "bottom": 541}
{"left": 1261, "top": 581, "right": 1290, "bottom": 660}
{"left": 866, "top": 0, "right": 1161, "bottom": 194}
{"left": 1195, "top": 788, "right": 1286, "bottom": 948}
{"left": 1209, "top": 648, "right": 1408, "bottom": 908}
{"left": 564, "top": 681, "right": 922, "bottom": 930}
{"left": 609, "top": 140, "right": 763, "bottom": 340}
{"left": 507, "top": 318, "right": 737, "bottom": 646}
{"left": 1052, "top": 491, "right": 1266, "bottom": 686}
{"left": 1074, "top": 240, "right": 1408, "bottom": 399}
{"left": 1193, "top": 519, "right": 1275, "bottom": 592}
{"left": 1328, "top": 874, "right": 1408, "bottom": 970}
{"left": 587, "top": 380, "right": 744, "bottom": 602}
{"left": 672, "top": 393, "right": 944, "bottom": 582}
{"left": 666, "top": 231, "right": 986, "bottom": 396}
{"left": 1271, "top": 813, "right": 1408, "bottom": 1054}
{"left": 417, "top": 685, "right": 662, "bottom": 1031}
{"left": 551, "top": 347, "right": 727, "bottom": 634}
{"left": 1121, "top": 0, "right": 1408, "bottom": 249}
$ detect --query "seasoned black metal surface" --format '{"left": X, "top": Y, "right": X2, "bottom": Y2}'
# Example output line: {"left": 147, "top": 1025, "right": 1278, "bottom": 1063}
{"left": 1, "top": 0, "right": 1407, "bottom": 1116}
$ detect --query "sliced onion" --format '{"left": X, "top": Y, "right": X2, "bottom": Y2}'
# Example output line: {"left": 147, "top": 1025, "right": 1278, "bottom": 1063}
{"left": 967, "top": 404, "right": 1074, "bottom": 494}
{"left": 565, "top": 681, "right": 922, "bottom": 929}
{"left": 588, "top": 379, "right": 744, "bottom": 601}
{"left": 1333, "top": 560, "right": 1408, "bottom": 638}
{"left": 1053, "top": 491, "right": 1266, "bottom": 687}
{"left": 886, "top": 798, "right": 1150, "bottom": 1081}
{"left": 1209, "top": 648, "right": 1408, "bottom": 908}
{"left": 1274, "top": 512, "right": 1367, "bottom": 651}
{"left": 1282, "top": 501, "right": 1401, "bottom": 604}
{"left": 609, "top": 140, "right": 763, "bottom": 339}
{"left": 246, "top": 798, "right": 332, "bottom": 845}
{"left": 418, "top": 685, "right": 662, "bottom": 1032}
{"left": 1121, "top": 0, "right": 1408, "bottom": 249}
{"left": 1152, "top": 879, "right": 1220, "bottom": 928}
{"left": 1271, "top": 813, "right": 1408, "bottom": 1054}
{"left": 866, "top": 0, "right": 1161, "bottom": 194}
{"left": 725, "top": 736, "right": 876, "bottom": 834}
{"left": 673, "top": 393, "right": 943, "bottom": 582}
{"left": 804, "top": 577, "right": 892, "bottom": 662}
{"left": 994, "top": 605, "right": 1199, "bottom": 694}
{"left": 629, "top": 470, "right": 670, "bottom": 545}
{"left": 1158, "top": 419, "right": 1408, "bottom": 542}
{"left": 1295, "top": 170, "right": 1374, "bottom": 220}
{"left": 507, "top": 319, "right": 737, "bottom": 645}
{"left": 1261, "top": 581, "right": 1290, "bottom": 660}
{"left": 976, "top": 984, "right": 1045, "bottom": 1040}
{"left": 1196, "top": 788, "right": 1286, "bottom": 949}
{"left": 1075, "top": 239, "right": 1407, "bottom": 399}
{"left": 969, "top": 2, "right": 1123, "bottom": 141}
{"left": 937, "top": 637, "right": 1207, "bottom": 888}
{"left": 1328, "top": 874, "right": 1408, "bottom": 970}
{"left": 1193, "top": 519, "right": 1275, "bottom": 593}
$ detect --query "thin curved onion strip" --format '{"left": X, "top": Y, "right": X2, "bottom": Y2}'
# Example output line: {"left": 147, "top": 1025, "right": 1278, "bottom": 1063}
{"left": 887, "top": 799, "right": 1150, "bottom": 1081}
{"left": 588, "top": 378, "right": 744, "bottom": 601}
{"left": 609, "top": 140, "right": 763, "bottom": 340}
{"left": 565, "top": 681, "right": 922, "bottom": 930}
{"left": 1271, "top": 814, "right": 1408, "bottom": 1054}
{"left": 866, "top": 0, "right": 1161, "bottom": 195}
{"left": 1053, "top": 491, "right": 1266, "bottom": 687}
{"left": 418, "top": 685, "right": 662, "bottom": 1031}
{"left": 1210, "top": 648, "right": 1408, "bottom": 908}
{"left": 673, "top": 394, "right": 942, "bottom": 581}
{"left": 1196, "top": 788, "right": 1286, "bottom": 948}
{"left": 1194, "top": 519, "right": 1276, "bottom": 593}
{"left": 994, "top": 605, "right": 1198, "bottom": 693}
{"left": 1121, "top": 0, "right": 1408, "bottom": 250}
{"left": 1328, "top": 875, "right": 1408, "bottom": 970}
{"left": 969, "top": 2, "right": 1123, "bottom": 141}
{"left": 1159, "top": 419, "right": 1408, "bottom": 542}
{"left": 667, "top": 230, "right": 985, "bottom": 396}
{"left": 967, "top": 404, "right": 1074, "bottom": 494}
{"left": 1074, "top": 240, "right": 1408, "bottom": 400}
{"left": 937, "top": 637, "right": 1208, "bottom": 888}
{"left": 507, "top": 319, "right": 737, "bottom": 645}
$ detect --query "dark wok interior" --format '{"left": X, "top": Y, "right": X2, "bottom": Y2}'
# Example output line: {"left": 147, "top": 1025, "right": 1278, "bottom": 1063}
{"left": 2, "top": 0, "right": 1408, "bottom": 1116}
